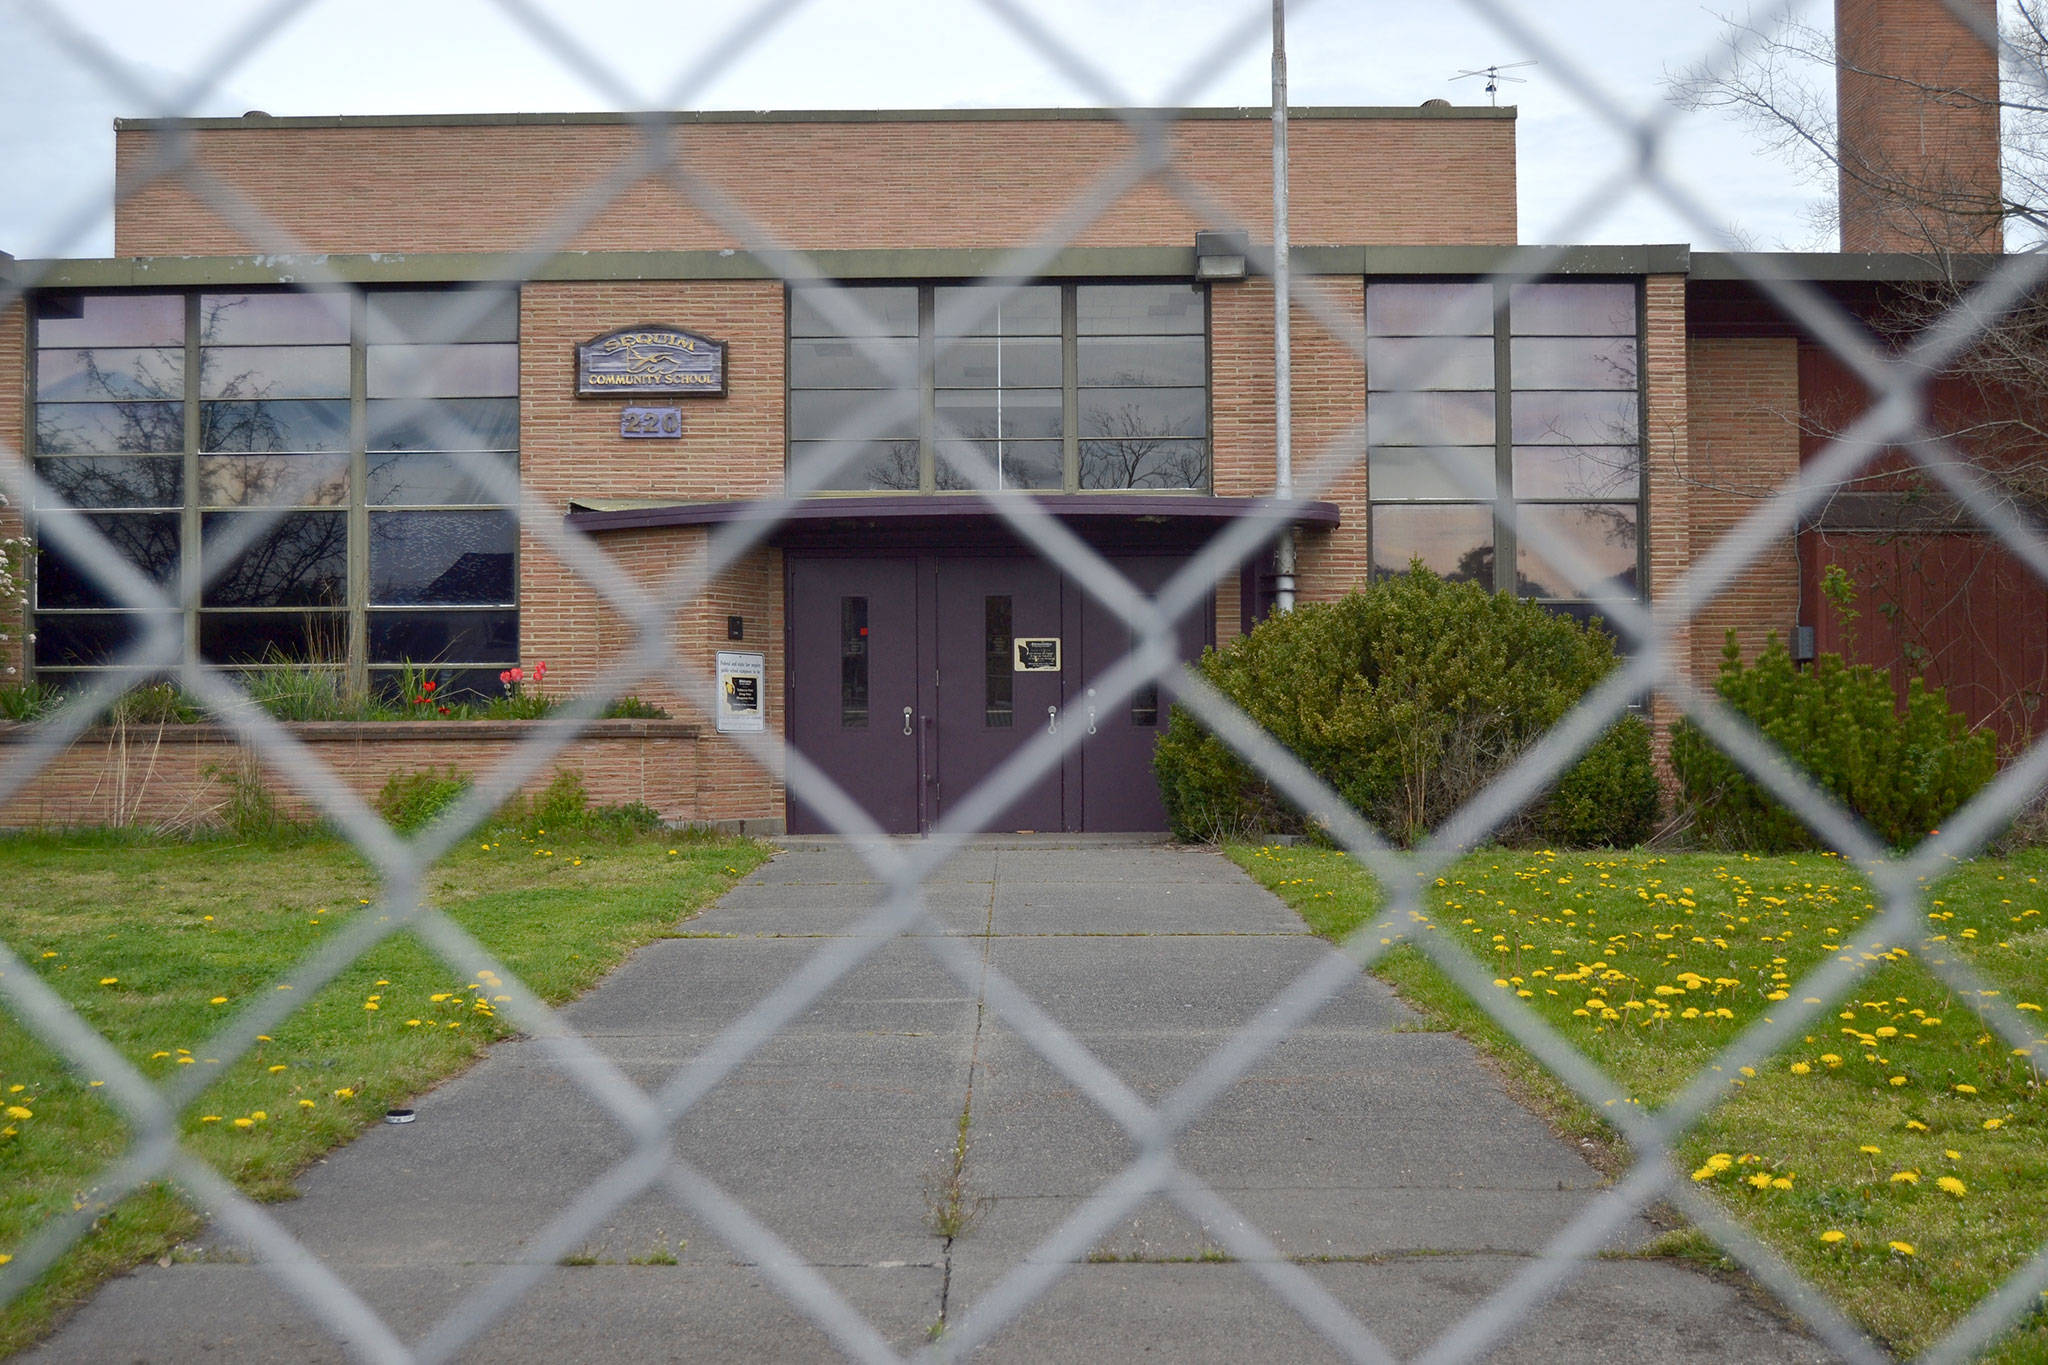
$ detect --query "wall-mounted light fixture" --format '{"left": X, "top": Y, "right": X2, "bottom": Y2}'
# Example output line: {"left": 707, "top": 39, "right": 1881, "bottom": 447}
{"left": 1193, "top": 229, "right": 1249, "bottom": 281}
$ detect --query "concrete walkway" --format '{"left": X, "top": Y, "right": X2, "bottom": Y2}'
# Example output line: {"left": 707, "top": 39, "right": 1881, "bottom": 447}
{"left": 33, "top": 842, "right": 1831, "bottom": 1362}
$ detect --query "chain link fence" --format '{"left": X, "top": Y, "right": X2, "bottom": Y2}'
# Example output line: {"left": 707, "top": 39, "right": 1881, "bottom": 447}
{"left": 2, "top": 0, "right": 2047, "bottom": 1359}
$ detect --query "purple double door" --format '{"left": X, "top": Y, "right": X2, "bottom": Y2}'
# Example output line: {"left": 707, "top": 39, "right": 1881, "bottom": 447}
{"left": 785, "top": 554, "right": 1210, "bottom": 835}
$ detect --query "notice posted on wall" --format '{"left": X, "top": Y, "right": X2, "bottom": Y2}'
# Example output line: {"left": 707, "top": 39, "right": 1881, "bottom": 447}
{"left": 1013, "top": 638, "right": 1061, "bottom": 672}
{"left": 716, "top": 650, "right": 765, "bottom": 733}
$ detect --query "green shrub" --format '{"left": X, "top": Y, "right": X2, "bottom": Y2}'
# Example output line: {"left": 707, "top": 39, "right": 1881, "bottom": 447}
{"left": 0, "top": 681, "right": 61, "bottom": 722}
{"left": 375, "top": 768, "right": 474, "bottom": 833}
{"left": 600, "top": 695, "right": 671, "bottom": 720}
{"left": 1668, "top": 633, "right": 1996, "bottom": 851}
{"left": 1154, "top": 569, "right": 1658, "bottom": 847}
{"left": 497, "top": 770, "right": 662, "bottom": 840}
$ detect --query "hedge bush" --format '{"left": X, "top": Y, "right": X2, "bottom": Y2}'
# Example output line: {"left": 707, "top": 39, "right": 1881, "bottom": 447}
{"left": 1668, "top": 633, "right": 1995, "bottom": 851}
{"left": 1153, "top": 570, "right": 1658, "bottom": 847}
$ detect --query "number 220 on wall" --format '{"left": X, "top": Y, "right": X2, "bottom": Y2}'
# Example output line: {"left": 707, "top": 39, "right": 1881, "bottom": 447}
{"left": 620, "top": 406, "right": 684, "bottom": 438}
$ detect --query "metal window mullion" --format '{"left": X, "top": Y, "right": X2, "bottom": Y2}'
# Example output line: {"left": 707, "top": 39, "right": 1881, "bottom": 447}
{"left": 348, "top": 291, "right": 369, "bottom": 695}
{"left": 1063, "top": 285, "right": 1079, "bottom": 493}
{"left": 1493, "top": 279, "right": 1515, "bottom": 595}
{"left": 182, "top": 293, "right": 202, "bottom": 668}
{"left": 919, "top": 287, "right": 936, "bottom": 494}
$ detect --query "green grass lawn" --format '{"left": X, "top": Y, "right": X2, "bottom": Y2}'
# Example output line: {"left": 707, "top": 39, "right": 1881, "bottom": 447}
{"left": 0, "top": 826, "right": 772, "bottom": 1354}
{"left": 1230, "top": 842, "right": 2048, "bottom": 1360}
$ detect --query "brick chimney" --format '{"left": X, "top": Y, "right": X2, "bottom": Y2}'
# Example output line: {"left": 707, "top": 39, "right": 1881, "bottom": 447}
{"left": 1835, "top": 0, "right": 2003, "bottom": 252}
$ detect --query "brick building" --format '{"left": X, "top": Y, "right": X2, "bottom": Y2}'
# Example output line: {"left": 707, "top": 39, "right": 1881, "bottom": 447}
{"left": 1, "top": 0, "right": 2034, "bottom": 833}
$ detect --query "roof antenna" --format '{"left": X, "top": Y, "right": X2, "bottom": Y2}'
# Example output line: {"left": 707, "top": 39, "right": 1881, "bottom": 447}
{"left": 1452, "top": 60, "right": 1537, "bottom": 106}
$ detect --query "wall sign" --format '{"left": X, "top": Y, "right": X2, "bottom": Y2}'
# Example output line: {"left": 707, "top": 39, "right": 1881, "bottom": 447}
{"left": 1014, "top": 638, "right": 1061, "bottom": 672}
{"left": 716, "top": 650, "right": 765, "bottom": 733}
{"left": 578, "top": 325, "right": 727, "bottom": 397}
{"left": 620, "top": 406, "right": 683, "bottom": 438}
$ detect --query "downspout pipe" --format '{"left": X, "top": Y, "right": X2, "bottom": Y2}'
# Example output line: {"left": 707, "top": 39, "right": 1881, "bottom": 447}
{"left": 1271, "top": 0, "right": 1296, "bottom": 613}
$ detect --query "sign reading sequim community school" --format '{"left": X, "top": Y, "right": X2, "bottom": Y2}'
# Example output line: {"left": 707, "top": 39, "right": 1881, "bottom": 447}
{"left": 577, "top": 325, "right": 727, "bottom": 397}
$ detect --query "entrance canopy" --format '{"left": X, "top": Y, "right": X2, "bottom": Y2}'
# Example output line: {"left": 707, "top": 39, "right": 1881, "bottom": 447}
{"left": 565, "top": 493, "right": 1340, "bottom": 552}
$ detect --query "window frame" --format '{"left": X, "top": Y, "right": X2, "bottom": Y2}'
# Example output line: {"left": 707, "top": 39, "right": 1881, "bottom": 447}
{"left": 25, "top": 287, "right": 522, "bottom": 696}
{"left": 785, "top": 280, "right": 1213, "bottom": 495}
{"left": 1363, "top": 276, "right": 1649, "bottom": 621}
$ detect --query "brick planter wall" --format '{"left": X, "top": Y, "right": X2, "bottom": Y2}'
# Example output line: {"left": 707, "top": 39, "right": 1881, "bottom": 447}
{"left": 0, "top": 719, "right": 787, "bottom": 834}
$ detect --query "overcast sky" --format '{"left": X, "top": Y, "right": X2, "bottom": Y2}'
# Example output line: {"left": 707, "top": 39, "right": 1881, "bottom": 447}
{"left": 0, "top": 0, "right": 1834, "bottom": 262}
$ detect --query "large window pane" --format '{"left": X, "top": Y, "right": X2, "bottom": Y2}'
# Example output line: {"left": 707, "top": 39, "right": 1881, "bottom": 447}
{"left": 201, "top": 400, "right": 350, "bottom": 452}
{"left": 35, "top": 402, "right": 182, "bottom": 455}
{"left": 199, "top": 611, "right": 348, "bottom": 664}
{"left": 935, "top": 389, "right": 1064, "bottom": 441}
{"left": 32, "top": 613, "right": 157, "bottom": 667}
{"left": 1367, "top": 337, "right": 1494, "bottom": 391}
{"left": 1368, "top": 447, "right": 1495, "bottom": 501}
{"left": 1512, "top": 446, "right": 1640, "bottom": 499}
{"left": 370, "top": 510, "right": 515, "bottom": 605}
{"left": 1510, "top": 336, "right": 1638, "bottom": 390}
{"left": 1370, "top": 505, "right": 1494, "bottom": 583}
{"left": 35, "top": 294, "right": 183, "bottom": 348}
{"left": 36, "top": 513, "right": 180, "bottom": 608}
{"left": 369, "top": 452, "right": 518, "bottom": 506}
{"left": 35, "top": 457, "right": 183, "bottom": 510}
{"left": 1510, "top": 282, "right": 1635, "bottom": 336}
{"left": 1080, "top": 438, "right": 1208, "bottom": 490}
{"left": 1077, "top": 284, "right": 1204, "bottom": 334}
{"left": 368, "top": 398, "right": 518, "bottom": 452}
{"left": 1367, "top": 391, "right": 1494, "bottom": 446}
{"left": 202, "top": 512, "right": 347, "bottom": 607}
{"left": 936, "top": 337, "right": 1063, "bottom": 388}
{"left": 37, "top": 348, "right": 184, "bottom": 402}
{"left": 1078, "top": 336, "right": 1204, "bottom": 388}
{"left": 1079, "top": 387, "right": 1205, "bottom": 439}
{"left": 935, "top": 286, "right": 1059, "bottom": 336}
{"left": 200, "top": 292, "right": 349, "bottom": 345}
{"left": 367, "top": 343, "right": 520, "bottom": 398}
{"left": 790, "top": 287, "right": 917, "bottom": 337}
{"left": 368, "top": 609, "right": 518, "bottom": 663}
{"left": 791, "top": 441, "right": 923, "bottom": 492}
{"left": 199, "top": 453, "right": 350, "bottom": 508}
{"left": 1510, "top": 391, "right": 1639, "bottom": 446}
{"left": 790, "top": 338, "right": 919, "bottom": 389}
{"left": 367, "top": 290, "right": 518, "bottom": 344}
{"left": 199, "top": 346, "right": 350, "bottom": 399}
{"left": 935, "top": 440, "right": 1063, "bottom": 491}
{"left": 1515, "top": 503, "right": 1639, "bottom": 599}
{"left": 789, "top": 388, "right": 919, "bottom": 442}
{"left": 1366, "top": 282, "right": 1494, "bottom": 336}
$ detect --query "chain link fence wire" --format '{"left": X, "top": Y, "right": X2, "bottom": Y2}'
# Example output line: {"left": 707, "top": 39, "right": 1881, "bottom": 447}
{"left": 2, "top": 0, "right": 2047, "bottom": 1358}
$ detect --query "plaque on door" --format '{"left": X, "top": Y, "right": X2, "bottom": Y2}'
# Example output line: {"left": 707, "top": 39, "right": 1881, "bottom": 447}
{"left": 1013, "top": 638, "right": 1061, "bottom": 672}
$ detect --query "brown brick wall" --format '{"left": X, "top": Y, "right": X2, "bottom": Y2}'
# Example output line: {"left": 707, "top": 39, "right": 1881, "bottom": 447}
{"left": 1679, "top": 334, "right": 1802, "bottom": 672}
{"left": 0, "top": 721, "right": 708, "bottom": 828}
{"left": 515, "top": 280, "right": 787, "bottom": 826}
{"left": 1, "top": 298, "right": 23, "bottom": 680}
{"left": 1836, "top": 0, "right": 2002, "bottom": 251}
{"left": 113, "top": 114, "right": 1517, "bottom": 256}
{"left": 1208, "top": 274, "right": 1369, "bottom": 636}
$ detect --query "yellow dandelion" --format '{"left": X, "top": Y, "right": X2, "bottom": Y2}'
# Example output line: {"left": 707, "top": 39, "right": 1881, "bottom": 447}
{"left": 1771, "top": 1176, "right": 1793, "bottom": 1189}
{"left": 1746, "top": 1172, "right": 1775, "bottom": 1190}
{"left": 1890, "top": 1171, "right": 1919, "bottom": 1184}
{"left": 1821, "top": 1053, "right": 1843, "bottom": 1067}
{"left": 1955, "top": 1083, "right": 1978, "bottom": 1094}
{"left": 267, "top": 1064, "right": 287, "bottom": 1073}
{"left": 4, "top": 1106, "right": 31, "bottom": 1121}
{"left": 1937, "top": 1176, "right": 1967, "bottom": 1197}
{"left": 1789, "top": 1062, "right": 1812, "bottom": 1075}
{"left": 1945, "top": 1149, "right": 1961, "bottom": 1160}
{"left": 98, "top": 977, "right": 117, "bottom": 986}
{"left": 1820, "top": 1230, "right": 1846, "bottom": 1244}
{"left": 231, "top": 1118, "right": 253, "bottom": 1129}
{"left": 1984, "top": 1118, "right": 2005, "bottom": 1130}
{"left": 1860, "top": 1145, "right": 1882, "bottom": 1155}
{"left": 250, "top": 1111, "right": 267, "bottom": 1122}
{"left": 298, "top": 1099, "right": 316, "bottom": 1109}
{"left": 209, "top": 996, "right": 228, "bottom": 1005}
{"left": 1889, "top": 1075, "right": 1909, "bottom": 1087}
{"left": 333, "top": 1088, "right": 354, "bottom": 1099}
{"left": 1905, "top": 1120, "right": 1928, "bottom": 1131}
{"left": 1889, "top": 1241, "right": 1915, "bottom": 1256}
{"left": 0, "top": 1254, "right": 10, "bottom": 1264}
{"left": 200, "top": 1115, "right": 220, "bottom": 1123}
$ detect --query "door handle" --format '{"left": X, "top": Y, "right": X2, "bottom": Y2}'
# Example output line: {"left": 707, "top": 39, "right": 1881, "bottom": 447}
{"left": 1086, "top": 686, "right": 1098, "bottom": 736}
{"left": 1047, "top": 704, "right": 1058, "bottom": 735}
{"left": 902, "top": 706, "right": 913, "bottom": 736}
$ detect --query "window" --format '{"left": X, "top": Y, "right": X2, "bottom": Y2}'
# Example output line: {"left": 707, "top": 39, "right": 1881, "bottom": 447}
{"left": 789, "top": 282, "right": 1209, "bottom": 493}
{"left": 28, "top": 288, "right": 520, "bottom": 697}
{"left": 1366, "top": 279, "right": 1644, "bottom": 623}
